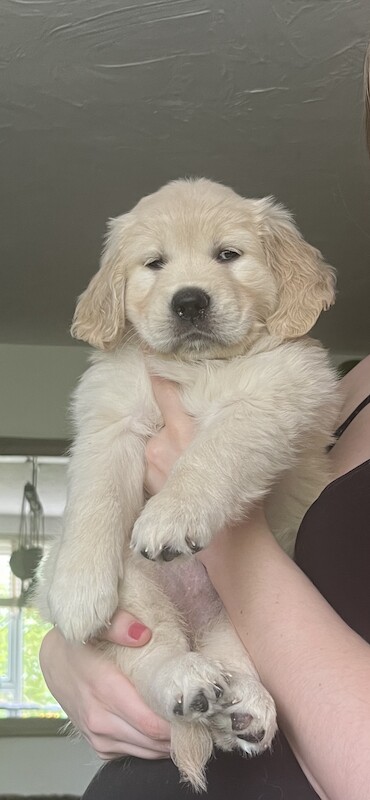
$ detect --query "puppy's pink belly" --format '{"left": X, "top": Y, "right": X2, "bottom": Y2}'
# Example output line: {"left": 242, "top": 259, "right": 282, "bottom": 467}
{"left": 157, "top": 559, "right": 222, "bottom": 634}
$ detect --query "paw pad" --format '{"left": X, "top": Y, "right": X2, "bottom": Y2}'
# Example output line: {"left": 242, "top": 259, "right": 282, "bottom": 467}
{"left": 230, "top": 712, "right": 253, "bottom": 732}
{"left": 190, "top": 691, "right": 209, "bottom": 713}
{"left": 237, "top": 729, "right": 265, "bottom": 744}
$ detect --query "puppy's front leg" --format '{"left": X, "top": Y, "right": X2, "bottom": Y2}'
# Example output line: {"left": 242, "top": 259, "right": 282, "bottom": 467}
{"left": 42, "top": 428, "right": 146, "bottom": 641}
{"left": 130, "top": 398, "right": 308, "bottom": 560}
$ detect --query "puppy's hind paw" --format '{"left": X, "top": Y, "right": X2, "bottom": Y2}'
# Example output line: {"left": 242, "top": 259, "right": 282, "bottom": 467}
{"left": 153, "top": 652, "right": 234, "bottom": 729}
{"left": 210, "top": 672, "right": 277, "bottom": 757}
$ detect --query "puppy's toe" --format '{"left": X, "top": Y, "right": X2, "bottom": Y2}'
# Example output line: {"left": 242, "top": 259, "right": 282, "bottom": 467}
{"left": 131, "top": 494, "right": 214, "bottom": 561}
{"left": 157, "top": 653, "right": 229, "bottom": 723}
{"left": 140, "top": 545, "right": 183, "bottom": 562}
{"left": 210, "top": 673, "right": 277, "bottom": 756}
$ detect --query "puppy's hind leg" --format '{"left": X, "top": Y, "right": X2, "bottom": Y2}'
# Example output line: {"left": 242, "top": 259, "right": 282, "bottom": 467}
{"left": 102, "top": 555, "right": 220, "bottom": 791}
{"left": 197, "top": 609, "right": 277, "bottom": 757}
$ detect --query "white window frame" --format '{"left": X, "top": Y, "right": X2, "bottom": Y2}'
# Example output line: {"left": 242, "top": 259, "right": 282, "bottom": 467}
{"left": 0, "top": 438, "right": 70, "bottom": 737}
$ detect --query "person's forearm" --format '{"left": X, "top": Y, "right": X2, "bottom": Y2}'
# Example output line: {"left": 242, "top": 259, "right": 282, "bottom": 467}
{"left": 201, "top": 520, "right": 370, "bottom": 800}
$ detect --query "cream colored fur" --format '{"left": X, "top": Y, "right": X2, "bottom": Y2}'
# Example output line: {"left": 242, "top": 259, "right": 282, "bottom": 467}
{"left": 37, "top": 178, "right": 339, "bottom": 791}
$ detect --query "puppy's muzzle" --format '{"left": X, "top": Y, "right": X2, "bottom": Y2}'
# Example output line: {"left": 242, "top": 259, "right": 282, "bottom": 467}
{"left": 171, "top": 287, "right": 210, "bottom": 324}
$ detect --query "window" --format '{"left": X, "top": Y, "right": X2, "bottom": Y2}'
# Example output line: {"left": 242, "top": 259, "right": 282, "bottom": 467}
{"left": 0, "top": 456, "right": 68, "bottom": 723}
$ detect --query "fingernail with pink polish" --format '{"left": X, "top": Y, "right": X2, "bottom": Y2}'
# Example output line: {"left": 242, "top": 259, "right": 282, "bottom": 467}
{"left": 128, "top": 622, "right": 149, "bottom": 641}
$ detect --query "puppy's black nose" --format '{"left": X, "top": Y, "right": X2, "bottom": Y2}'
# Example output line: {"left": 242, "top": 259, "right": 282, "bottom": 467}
{"left": 171, "top": 288, "right": 210, "bottom": 322}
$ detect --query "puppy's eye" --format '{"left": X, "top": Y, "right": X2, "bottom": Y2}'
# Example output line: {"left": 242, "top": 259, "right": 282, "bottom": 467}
{"left": 216, "top": 249, "right": 241, "bottom": 263}
{"left": 145, "top": 257, "right": 165, "bottom": 270}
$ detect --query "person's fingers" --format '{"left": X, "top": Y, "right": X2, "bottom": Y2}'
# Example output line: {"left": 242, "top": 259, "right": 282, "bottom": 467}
{"left": 97, "top": 745, "right": 170, "bottom": 761}
{"left": 83, "top": 711, "right": 171, "bottom": 756}
{"left": 150, "top": 376, "right": 190, "bottom": 431}
{"left": 150, "top": 376, "right": 195, "bottom": 446}
{"left": 95, "top": 665, "right": 171, "bottom": 741}
{"left": 101, "top": 609, "right": 152, "bottom": 647}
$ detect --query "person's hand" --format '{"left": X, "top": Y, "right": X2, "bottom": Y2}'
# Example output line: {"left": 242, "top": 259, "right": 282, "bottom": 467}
{"left": 39, "top": 610, "right": 171, "bottom": 760}
{"left": 145, "top": 376, "right": 195, "bottom": 495}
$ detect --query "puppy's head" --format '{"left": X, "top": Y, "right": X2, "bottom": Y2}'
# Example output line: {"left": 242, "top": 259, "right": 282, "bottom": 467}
{"left": 71, "top": 179, "right": 335, "bottom": 355}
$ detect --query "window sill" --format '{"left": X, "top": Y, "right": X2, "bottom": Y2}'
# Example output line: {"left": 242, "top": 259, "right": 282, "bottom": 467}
{"left": 0, "top": 718, "right": 69, "bottom": 737}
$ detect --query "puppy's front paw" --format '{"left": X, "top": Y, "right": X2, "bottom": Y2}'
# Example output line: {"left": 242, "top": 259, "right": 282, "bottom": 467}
{"left": 130, "top": 492, "right": 215, "bottom": 561}
{"left": 47, "top": 566, "right": 119, "bottom": 642}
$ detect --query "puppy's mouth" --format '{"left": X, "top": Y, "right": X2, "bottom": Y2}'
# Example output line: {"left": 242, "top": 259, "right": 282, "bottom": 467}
{"left": 175, "top": 328, "right": 216, "bottom": 347}
{"left": 170, "top": 322, "right": 232, "bottom": 353}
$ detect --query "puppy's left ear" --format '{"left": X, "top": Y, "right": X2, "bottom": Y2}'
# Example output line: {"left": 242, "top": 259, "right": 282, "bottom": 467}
{"left": 255, "top": 198, "right": 336, "bottom": 338}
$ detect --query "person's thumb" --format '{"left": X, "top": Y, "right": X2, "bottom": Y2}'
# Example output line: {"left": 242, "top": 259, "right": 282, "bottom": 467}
{"left": 101, "top": 609, "right": 152, "bottom": 647}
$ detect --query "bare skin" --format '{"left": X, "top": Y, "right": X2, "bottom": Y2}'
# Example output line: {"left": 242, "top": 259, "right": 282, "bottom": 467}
{"left": 40, "top": 358, "right": 370, "bottom": 799}
{"left": 40, "top": 610, "right": 171, "bottom": 759}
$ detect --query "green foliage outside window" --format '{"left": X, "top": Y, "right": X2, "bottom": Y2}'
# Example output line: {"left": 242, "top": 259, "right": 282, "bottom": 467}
{"left": 0, "top": 551, "right": 65, "bottom": 719}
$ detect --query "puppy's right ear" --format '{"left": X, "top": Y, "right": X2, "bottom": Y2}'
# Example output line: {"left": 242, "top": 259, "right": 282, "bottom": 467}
{"left": 71, "top": 215, "right": 130, "bottom": 350}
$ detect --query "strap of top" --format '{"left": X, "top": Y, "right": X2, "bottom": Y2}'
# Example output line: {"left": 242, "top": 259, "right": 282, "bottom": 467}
{"left": 327, "top": 395, "right": 370, "bottom": 451}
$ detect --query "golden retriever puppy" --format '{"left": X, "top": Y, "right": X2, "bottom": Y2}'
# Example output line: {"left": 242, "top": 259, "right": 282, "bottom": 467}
{"left": 37, "top": 178, "right": 339, "bottom": 790}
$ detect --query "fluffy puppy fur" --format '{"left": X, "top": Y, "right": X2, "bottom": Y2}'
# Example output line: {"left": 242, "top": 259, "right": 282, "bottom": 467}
{"left": 37, "top": 178, "right": 339, "bottom": 791}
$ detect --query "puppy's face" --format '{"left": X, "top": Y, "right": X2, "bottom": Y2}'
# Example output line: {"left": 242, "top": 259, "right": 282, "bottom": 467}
{"left": 123, "top": 182, "right": 276, "bottom": 356}
{"left": 72, "top": 179, "right": 335, "bottom": 356}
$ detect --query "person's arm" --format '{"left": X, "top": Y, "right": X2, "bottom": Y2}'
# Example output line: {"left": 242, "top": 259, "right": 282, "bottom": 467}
{"left": 39, "top": 611, "right": 171, "bottom": 760}
{"left": 201, "top": 514, "right": 370, "bottom": 800}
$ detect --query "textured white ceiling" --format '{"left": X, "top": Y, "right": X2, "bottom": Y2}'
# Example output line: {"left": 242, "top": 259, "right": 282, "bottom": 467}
{"left": 1, "top": 0, "right": 370, "bottom": 353}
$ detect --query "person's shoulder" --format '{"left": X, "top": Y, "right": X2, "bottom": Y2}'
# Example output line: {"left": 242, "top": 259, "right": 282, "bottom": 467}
{"left": 339, "top": 356, "right": 370, "bottom": 421}
{"left": 330, "top": 356, "right": 370, "bottom": 479}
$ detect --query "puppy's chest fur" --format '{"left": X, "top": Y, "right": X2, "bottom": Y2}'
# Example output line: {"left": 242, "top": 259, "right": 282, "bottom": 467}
{"left": 86, "top": 338, "right": 315, "bottom": 433}
{"left": 81, "top": 340, "right": 336, "bottom": 553}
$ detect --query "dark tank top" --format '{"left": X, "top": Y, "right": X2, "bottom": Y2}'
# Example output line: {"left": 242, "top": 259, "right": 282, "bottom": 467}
{"left": 295, "top": 395, "right": 370, "bottom": 644}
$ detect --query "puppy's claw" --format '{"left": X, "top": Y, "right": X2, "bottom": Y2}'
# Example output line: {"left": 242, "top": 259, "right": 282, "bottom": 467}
{"left": 173, "top": 694, "right": 184, "bottom": 716}
{"left": 213, "top": 683, "right": 224, "bottom": 700}
{"left": 185, "top": 536, "right": 203, "bottom": 554}
{"left": 140, "top": 544, "right": 167, "bottom": 560}
{"left": 160, "top": 547, "right": 181, "bottom": 562}
{"left": 140, "top": 544, "right": 180, "bottom": 562}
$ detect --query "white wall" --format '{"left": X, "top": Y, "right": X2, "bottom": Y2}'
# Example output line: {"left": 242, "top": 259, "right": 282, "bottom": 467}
{"left": 0, "top": 344, "right": 89, "bottom": 440}
{"left": 0, "top": 344, "right": 96, "bottom": 795}
{"left": 0, "top": 737, "right": 99, "bottom": 796}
